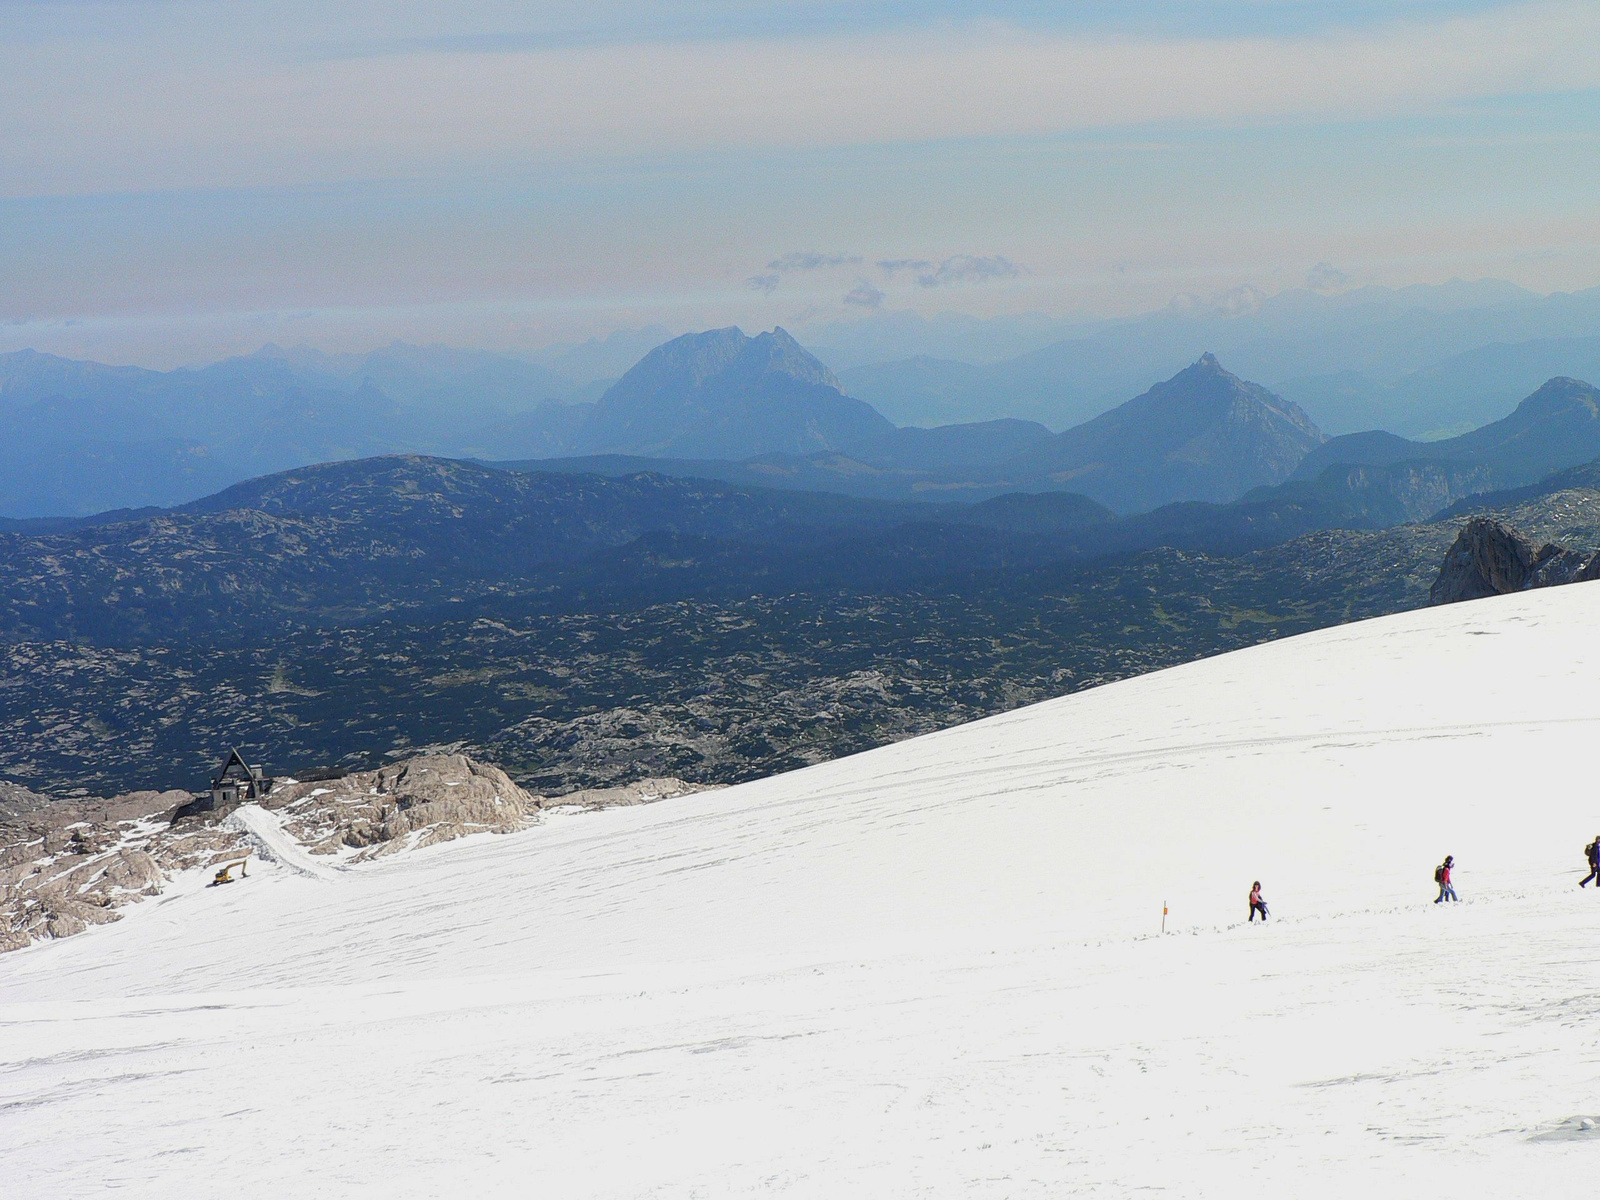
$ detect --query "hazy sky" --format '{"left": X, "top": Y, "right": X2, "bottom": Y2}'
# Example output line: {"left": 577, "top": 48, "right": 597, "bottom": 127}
{"left": 3, "top": 0, "right": 1599, "bottom": 365}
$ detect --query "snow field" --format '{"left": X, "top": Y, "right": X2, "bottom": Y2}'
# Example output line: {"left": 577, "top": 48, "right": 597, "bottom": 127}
{"left": 3, "top": 583, "right": 1600, "bottom": 1195}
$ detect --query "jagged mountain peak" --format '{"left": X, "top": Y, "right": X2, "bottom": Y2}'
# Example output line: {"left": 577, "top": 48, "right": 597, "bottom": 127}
{"left": 740, "top": 326, "right": 841, "bottom": 390}
{"left": 579, "top": 328, "right": 887, "bottom": 460}
{"left": 620, "top": 327, "right": 750, "bottom": 391}
{"left": 615, "top": 326, "right": 840, "bottom": 396}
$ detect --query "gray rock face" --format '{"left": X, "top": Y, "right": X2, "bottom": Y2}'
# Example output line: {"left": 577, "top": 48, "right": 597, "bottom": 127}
{"left": 1, "top": 788, "right": 234, "bottom": 953}
{"left": 544, "top": 777, "right": 706, "bottom": 812}
{"left": 265, "top": 754, "right": 541, "bottom": 862}
{"left": 1429, "top": 517, "right": 1600, "bottom": 604}
{"left": 1, "top": 753, "right": 702, "bottom": 952}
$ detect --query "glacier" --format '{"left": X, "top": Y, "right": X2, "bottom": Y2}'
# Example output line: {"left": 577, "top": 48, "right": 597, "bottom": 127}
{"left": 3, "top": 583, "right": 1600, "bottom": 1196}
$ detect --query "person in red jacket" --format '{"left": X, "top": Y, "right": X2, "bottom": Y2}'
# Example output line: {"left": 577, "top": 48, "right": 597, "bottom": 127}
{"left": 1434, "top": 855, "right": 1458, "bottom": 903}
{"left": 1249, "top": 881, "right": 1269, "bottom": 922}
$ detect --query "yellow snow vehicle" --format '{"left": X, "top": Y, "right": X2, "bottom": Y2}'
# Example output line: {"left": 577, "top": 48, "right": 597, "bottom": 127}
{"left": 209, "top": 859, "right": 250, "bottom": 887}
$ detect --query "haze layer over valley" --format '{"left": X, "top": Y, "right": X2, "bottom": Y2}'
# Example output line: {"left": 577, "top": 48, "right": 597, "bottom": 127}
{"left": 11, "top": 282, "right": 1600, "bottom": 518}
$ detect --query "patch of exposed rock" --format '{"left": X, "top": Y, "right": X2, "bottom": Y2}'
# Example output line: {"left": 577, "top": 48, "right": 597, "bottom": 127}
{"left": 545, "top": 777, "right": 707, "bottom": 812}
{"left": 0, "top": 780, "right": 55, "bottom": 821}
{"left": 1, "top": 789, "right": 235, "bottom": 952}
{"left": 1429, "top": 517, "right": 1600, "bottom": 605}
{"left": 263, "top": 755, "right": 541, "bottom": 862}
{"left": 2, "top": 754, "right": 704, "bottom": 952}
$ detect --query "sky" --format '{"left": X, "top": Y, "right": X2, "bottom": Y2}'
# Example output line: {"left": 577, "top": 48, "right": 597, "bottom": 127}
{"left": 2, "top": 0, "right": 1599, "bottom": 366}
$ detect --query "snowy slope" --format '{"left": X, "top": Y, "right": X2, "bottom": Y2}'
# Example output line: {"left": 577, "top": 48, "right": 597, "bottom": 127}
{"left": 4, "top": 585, "right": 1600, "bottom": 1196}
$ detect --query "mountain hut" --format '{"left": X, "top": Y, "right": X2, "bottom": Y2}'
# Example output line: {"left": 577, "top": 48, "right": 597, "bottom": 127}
{"left": 209, "top": 748, "right": 272, "bottom": 809}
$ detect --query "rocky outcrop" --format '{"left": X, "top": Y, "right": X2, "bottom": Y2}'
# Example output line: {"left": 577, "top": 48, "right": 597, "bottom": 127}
{"left": 265, "top": 755, "right": 541, "bottom": 862}
{"left": 545, "top": 777, "right": 705, "bottom": 811}
{"left": 1, "top": 789, "right": 237, "bottom": 953}
{"left": 1429, "top": 518, "right": 1600, "bottom": 604}
{"left": 0, "top": 780, "right": 53, "bottom": 821}
{"left": 2, "top": 754, "right": 703, "bottom": 952}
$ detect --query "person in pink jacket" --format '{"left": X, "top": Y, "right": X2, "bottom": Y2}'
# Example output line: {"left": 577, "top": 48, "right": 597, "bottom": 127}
{"left": 1249, "top": 881, "right": 1269, "bottom": 922}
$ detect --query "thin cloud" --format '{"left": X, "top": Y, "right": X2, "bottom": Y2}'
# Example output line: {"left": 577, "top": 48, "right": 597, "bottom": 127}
{"left": 920, "top": 255, "right": 1022, "bottom": 288}
{"left": 6, "top": 2, "right": 1600, "bottom": 196}
{"left": 876, "top": 258, "right": 933, "bottom": 276}
{"left": 879, "top": 255, "right": 1022, "bottom": 288}
{"left": 767, "top": 252, "right": 862, "bottom": 272}
{"left": 747, "top": 251, "right": 861, "bottom": 295}
{"left": 843, "top": 279, "right": 885, "bottom": 308}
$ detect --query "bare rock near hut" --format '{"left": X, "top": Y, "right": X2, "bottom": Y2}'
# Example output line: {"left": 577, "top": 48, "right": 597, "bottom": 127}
{"left": 266, "top": 754, "right": 541, "bottom": 861}
{"left": 1, "top": 784, "right": 226, "bottom": 954}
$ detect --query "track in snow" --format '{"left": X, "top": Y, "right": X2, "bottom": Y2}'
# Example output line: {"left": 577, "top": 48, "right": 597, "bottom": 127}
{"left": 224, "top": 803, "right": 344, "bottom": 881}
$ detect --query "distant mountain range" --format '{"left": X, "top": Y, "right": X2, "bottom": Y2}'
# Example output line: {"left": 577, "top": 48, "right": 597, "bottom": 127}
{"left": 510, "top": 352, "right": 1330, "bottom": 514}
{"left": 8, "top": 303, "right": 1600, "bottom": 521}
{"left": 0, "top": 330, "right": 1323, "bottom": 517}
{"left": 0, "top": 343, "right": 583, "bottom": 516}
{"left": 4, "top": 331, "right": 1052, "bottom": 515}
{"left": 825, "top": 279, "right": 1600, "bottom": 435}
{"left": 516, "top": 365, "right": 1600, "bottom": 524}
{"left": 572, "top": 327, "right": 893, "bottom": 459}
{"left": 1276, "top": 336, "right": 1600, "bottom": 440}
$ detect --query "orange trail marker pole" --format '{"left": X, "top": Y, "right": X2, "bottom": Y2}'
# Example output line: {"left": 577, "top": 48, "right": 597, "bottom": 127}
{"left": 1162, "top": 901, "right": 1168, "bottom": 935}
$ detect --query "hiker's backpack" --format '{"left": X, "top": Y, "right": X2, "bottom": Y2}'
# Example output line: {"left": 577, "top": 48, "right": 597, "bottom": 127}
{"left": 1434, "top": 865, "right": 1444, "bottom": 884}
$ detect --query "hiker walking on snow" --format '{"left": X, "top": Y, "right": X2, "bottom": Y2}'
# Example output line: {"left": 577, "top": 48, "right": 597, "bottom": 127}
{"left": 1582, "top": 838, "right": 1600, "bottom": 888}
{"left": 1249, "top": 881, "right": 1269, "bottom": 922}
{"left": 1434, "top": 855, "right": 1458, "bottom": 903}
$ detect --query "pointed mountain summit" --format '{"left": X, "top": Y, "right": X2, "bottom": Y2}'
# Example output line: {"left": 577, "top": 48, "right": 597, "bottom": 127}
{"left": 1296, "top": 376, "right": 1600, "bottom": 488}
{"left": 576, "top": 327, "right": 893, "bottom": 459}
{"left": 1004, "top": 353, "right": 1325, "bottom": 512}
